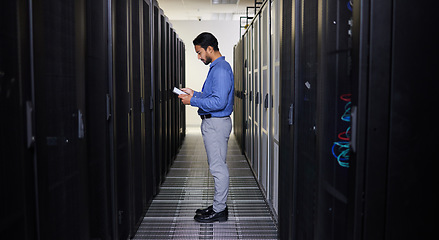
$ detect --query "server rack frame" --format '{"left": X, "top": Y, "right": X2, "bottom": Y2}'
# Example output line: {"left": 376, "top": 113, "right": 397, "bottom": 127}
{"left": 1, "top": 0, "right": 185, "bottom": 239}
{"left": 0, "top": 0, "right": 37, "bottom": 238}
{"left": 112, "top": 0, "right": 133, "bottom": 237}
{"left": 152, "top": 0, "right": 163, "bottom": 193}
{"left": 85, "top": 0, "right": 117, "bottom": 238}
{"left": 31, "top": 0, "right": 90, "bottom": 238}
{"left": 233, "top": 0, "right": 283, "bottom": 224}
{"left": 314, "top": 1, "right": 353, "bottom": 239}
{"left": 252, "top": 12, "right": 261, "bottom": 180}
{"left": 259, "top": 1, "right": 271, "bottom": 197}
{"left": 269, "top": 0, "right": 281, "bottom": 217}
{"left": 161, "top": 7, "right": 168, "bottom": 183}
{"left": 128, "top": 0, "right": 143, "bottom": 235}
{"left": 349, "top": 0, "right": 438, "bottom": 239}
{"left": 141, "top": 0, "right": 155, "bottom": 211}
{"left": 278, "top": 0, "right": 297, "bottom": 237}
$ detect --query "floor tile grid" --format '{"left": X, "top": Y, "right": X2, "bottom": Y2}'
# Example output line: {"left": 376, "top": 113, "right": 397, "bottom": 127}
{"left": 133, "top": 132, "right": 278, "bottom": 239}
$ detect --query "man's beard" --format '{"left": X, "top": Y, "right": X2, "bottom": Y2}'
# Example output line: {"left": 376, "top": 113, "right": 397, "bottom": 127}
{"left": 202, "top": 56, "right": 212, "bottom": 65}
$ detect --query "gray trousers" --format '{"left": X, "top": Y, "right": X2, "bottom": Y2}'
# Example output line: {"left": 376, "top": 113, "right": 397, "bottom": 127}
{"left": 201, "top": 116, "right": 232, "bottom": 212}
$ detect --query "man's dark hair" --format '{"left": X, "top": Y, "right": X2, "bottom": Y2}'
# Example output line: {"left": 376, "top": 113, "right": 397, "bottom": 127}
{"left": 193, "top": 32, "right": 219, "bottom": 51}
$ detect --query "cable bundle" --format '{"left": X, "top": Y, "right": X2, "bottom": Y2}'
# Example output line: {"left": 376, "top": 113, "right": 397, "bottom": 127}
{"left": 332, "top": 94, "right": 351, "bottom": 168}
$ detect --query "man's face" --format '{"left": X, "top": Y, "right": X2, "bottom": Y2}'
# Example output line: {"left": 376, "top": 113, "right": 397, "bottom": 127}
{"left": 195, "top": 45, "right": 212, "bottom": 65}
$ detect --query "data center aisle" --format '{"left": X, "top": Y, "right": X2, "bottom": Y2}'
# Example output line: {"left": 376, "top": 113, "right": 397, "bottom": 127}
{"left": 133, "top": 127, "right": 278, "bottom": 239}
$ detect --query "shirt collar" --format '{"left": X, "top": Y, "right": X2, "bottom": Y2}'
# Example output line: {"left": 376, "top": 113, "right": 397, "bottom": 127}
{"left": 210, "top": 56, "right": 225, "bottom": 69}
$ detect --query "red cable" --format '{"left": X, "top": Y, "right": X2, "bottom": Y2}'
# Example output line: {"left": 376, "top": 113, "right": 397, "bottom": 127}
{"left": 338, "top": 131, "right": 350, "bottom": 141}
{"left": 340, "top": 93, "right": 351, "bottom": 102}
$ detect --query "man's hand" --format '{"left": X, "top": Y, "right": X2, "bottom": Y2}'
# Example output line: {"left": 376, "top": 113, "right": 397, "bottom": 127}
{"left": 180, "top": 88, "right": 194, "bottom": 96}
{"left": 179, "top": 94, "right": 192, "bottom": 105}
{"left": 178, "top": 88, "right": 194, "bottom": 105}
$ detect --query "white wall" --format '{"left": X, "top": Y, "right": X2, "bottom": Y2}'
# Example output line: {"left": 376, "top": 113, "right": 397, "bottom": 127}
{"left": 171, "top": 20, "right": 240, "bottom": 128}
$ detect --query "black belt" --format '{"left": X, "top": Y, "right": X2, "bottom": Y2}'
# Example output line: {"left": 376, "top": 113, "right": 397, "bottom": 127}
{"left": 200, "top": 114, "right": 212, "bottom": 119}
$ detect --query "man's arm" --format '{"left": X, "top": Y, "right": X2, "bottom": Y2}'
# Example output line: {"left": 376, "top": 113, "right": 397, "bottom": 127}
{"left": 190, "top": 68, "right": 232, "bottom": 112}
{"left": 178, "top": 88, "right": 194, "bottom": 105}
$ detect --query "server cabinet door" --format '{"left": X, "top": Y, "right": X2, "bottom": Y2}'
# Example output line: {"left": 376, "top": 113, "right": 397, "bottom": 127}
{"left": 233, "top": 39, "right": 245, "bottom": 150}
{"left": 160, "top": 13, "right": 168, "bottom": 177}
{"left": 241, "top": 40, "right": 246, "bottom": 152}
{"left": 170, "top": 29, "right": 176, "bottom": 162}
{"left": 270, "top": 0, "right": 281, "bottom": 217}
{"left": 32, "top": 0, "right": 90, "bottom": 239}
{"left": 260, "top": 3, "right": 270, "bottom": 194}
{"left": 152, "top": 3, "right": 163, "bottom": 191}
{"left": 233, "top": 43, "right": 239, "bottom": 143}
{"left": 142, "top": 0, "right": 155, "bottom": 207}
{"left": 0, "top": 0, "right": 36, "bottom": 238}
{"left": 245, "top": 30, "right": 253, "bottom": 162}
{"left": 278, "top": 0, "right": 297, "bottom": 238}
{"left": 293, "top": 0, "right": 319, "bottom": 237}
{"left": 350, "top": 1, "right": 437, "bottom": 239}
{"left": 252, "top": 16, "right": 261, "bottom": 177}
{"left": 176, "top": 39, "right": 182, "bottom": 146}
{"left": 85, "top": 0, "right": 115, "bottom": 238}
{"left": 113, "top": 0, "right": 132, "bottom": 237}
{"left": 383, "top": 1, "right": 437, "bottom": 235}
{"left": 180, "top": 42, "right": 186, "bottom": 140}
{"left": 129, "top": 0, "right": 147, "bottom": 235}
{"left": 174, "top": 34, "right": 179, "bottom": 156}
{"left": 314, "top": 1, "right": 352, "bottom": 239}
{"left": 165, "top": 21, "right": 172, "bottom": 170}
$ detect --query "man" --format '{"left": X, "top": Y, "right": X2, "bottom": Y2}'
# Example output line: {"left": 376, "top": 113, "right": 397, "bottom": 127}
{"left": 178, "top": 32, "right": 234, "bottom": 223}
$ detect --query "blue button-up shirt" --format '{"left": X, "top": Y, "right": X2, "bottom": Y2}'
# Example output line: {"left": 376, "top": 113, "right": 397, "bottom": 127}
{"left": 190, "top": 56, "right": 234, "bottom": 117}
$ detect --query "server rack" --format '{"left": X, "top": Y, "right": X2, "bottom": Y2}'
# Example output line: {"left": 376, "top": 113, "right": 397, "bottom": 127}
{"left": 252, "top": 13, "right": 261, "bottom": 179}
{"left": 152, "top": 0, "right": 163, "bottom": 193}
{"left": 141, "top": 0, "right": 155, "bottom": 213}
{"left": 179, "top": 40, "right": 186, "bottom": 144}
{"left": 278, "top": 0, "right": 296, "bottom": 238}
{"left": 112, "top": 0, "right": 132, "bottom": 237}
{"left": 235, "top": 0, "right": 354, "bottom": 238}
{"left": 85, "top": 0, "right": 114, "bottom": 238}
{"left": 280, "top": 0, "right": 354, "bottom": 238}
{"left": 1, "top": 0, "right": 185, "bottom": 239}
{"left": 293, "top": 0, "right": 320, "bottom": 238}
{"left": 160, "top": 12, "right": 167, "bottom": 179}
{"left": 234, "top": 0, "right": 281, "bottom": 219}
{"left": 270, "top": 0, "right": 281, "bottom": 215}
{"left": 315, "top": 1, "right": 353, "bottom": 238}
{"left": 163, "top": 17, "right": 169, "bottom": 174}
{"left": 349, "top": 0, "right": 438, "bottom": 239}
{"left": 170, "top": 29, "right": 176, "bottom": 162}
{"left": 259, "top": 2, "right": 270, "bottom": 195}
{"left": 234, "top": 40, "right": 245, "bottom": 153}
{"left": 245, "top": 28, "right": 254, "bottom": 168}
{"left": 0, "top": 1, "right": 37, "bottom": 239}
{"left": 235, "top": 0, "right": 437, "bottom": 240}
{"left": 276, "top": 0, "right": 353, "bottom": 238}
{"left": 166, "top": 23, "right": 172, "bottom": 170}
{"left": 32, "top": 0, "right": 90, "bottom": 239}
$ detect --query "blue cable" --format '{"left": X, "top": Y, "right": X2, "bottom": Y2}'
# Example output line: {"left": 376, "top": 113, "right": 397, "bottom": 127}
{"left": 332, "top": 97, "right": 352, "bottom": 168}
{"left": 341, "top": 101, "right": 351, "bottom": 122}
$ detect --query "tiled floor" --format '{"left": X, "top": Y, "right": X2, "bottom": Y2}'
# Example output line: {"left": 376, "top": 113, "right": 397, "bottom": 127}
{"left": 133, "top": 128, "right": 278, "bottom": 239}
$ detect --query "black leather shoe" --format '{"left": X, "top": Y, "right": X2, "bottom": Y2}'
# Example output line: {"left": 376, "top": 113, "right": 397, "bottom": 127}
{"left": 194, "top": 207, "right": 228, "bottom": 223}
{"left": 195, "top": 205, "right": 213, "bottom": 215}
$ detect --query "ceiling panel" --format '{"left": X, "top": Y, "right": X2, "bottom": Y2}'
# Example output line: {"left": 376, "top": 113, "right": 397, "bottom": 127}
{"left": 157, "top": 0, "right": 255, "bottom": 21}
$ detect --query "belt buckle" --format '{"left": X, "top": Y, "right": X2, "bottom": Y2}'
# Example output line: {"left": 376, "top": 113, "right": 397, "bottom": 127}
{"left": 201, "top": 114, "right": 211, "bottom": 119}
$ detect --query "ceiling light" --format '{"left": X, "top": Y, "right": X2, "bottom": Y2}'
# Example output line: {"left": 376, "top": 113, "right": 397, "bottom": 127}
{"left": 212, "top": 0, "right": 238, "bottom": 4}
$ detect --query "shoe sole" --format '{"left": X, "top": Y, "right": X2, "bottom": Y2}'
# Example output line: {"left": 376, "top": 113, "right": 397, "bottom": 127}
{"left": 194, "top": 216, "right": 228, "bottom": 223}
